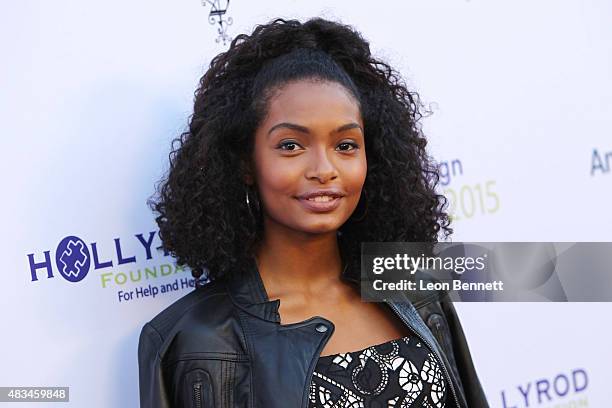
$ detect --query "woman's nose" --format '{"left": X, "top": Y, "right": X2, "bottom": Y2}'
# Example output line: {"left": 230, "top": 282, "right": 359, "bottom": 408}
{"left": 304, "top": 147, "right": 338, "bottom": 183}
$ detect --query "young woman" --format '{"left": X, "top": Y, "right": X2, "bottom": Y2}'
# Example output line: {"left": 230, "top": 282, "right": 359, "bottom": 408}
{"left": 138, "top": 17, "right": 489, "bottom": 408}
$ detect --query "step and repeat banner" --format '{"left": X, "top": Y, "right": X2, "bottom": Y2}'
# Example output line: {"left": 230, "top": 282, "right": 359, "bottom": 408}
{"left": 2, "top": 0, "right": 611, "bottom": 406}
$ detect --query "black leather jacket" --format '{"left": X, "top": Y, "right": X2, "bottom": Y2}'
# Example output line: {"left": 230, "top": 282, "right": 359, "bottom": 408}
{"left": 138, "top": 256, "right": 489, "bottom": 407}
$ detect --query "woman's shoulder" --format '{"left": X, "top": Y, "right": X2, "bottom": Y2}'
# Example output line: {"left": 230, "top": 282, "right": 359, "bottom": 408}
{"left": 140, "top": 278, "right": 234, "bottom": 344}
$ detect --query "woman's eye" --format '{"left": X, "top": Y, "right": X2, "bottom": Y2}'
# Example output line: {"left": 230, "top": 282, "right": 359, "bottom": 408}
{"left": 277, "top": 141, "right": 302, "bottom": 151}
{"left": 337, "top": 142, "right": 359, "bottom": 151}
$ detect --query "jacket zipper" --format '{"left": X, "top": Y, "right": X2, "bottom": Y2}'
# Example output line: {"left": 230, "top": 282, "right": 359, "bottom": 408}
{"left": 385, "top": 301, "right": 462, "bottom": 408}
{"left": 193, "top": 382, "right": 202, "bottom": 408}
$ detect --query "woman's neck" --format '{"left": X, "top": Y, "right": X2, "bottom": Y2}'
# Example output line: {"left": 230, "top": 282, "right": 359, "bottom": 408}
{"left": 254, "top": 225, "right": 344, "bottom": 299}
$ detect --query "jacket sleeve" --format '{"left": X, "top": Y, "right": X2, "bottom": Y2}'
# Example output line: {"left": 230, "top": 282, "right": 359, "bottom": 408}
{"left": 439, "top": 295, "right": 490, "bottom": 408}
{"left": 138, "top": 322, "right": 172, "bottom": 408}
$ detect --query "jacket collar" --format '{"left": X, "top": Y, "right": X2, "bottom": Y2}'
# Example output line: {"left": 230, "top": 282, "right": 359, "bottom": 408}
{"left": 225, "top": 251, "right": 357, "bottom": 324}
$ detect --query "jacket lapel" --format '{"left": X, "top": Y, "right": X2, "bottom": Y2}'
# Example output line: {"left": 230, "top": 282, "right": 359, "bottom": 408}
{"left": 225, "top": 255, "right": 334, "bottom": 408}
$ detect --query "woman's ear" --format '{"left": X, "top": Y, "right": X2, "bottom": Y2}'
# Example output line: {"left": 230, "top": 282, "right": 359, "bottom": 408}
{"left": 240, "top": 159, "right": 255, "bottom": 186}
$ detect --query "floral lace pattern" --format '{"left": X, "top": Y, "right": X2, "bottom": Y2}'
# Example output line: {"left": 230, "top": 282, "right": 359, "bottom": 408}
{"left": 308, "top": 335, "right": 449, "bottom": 408}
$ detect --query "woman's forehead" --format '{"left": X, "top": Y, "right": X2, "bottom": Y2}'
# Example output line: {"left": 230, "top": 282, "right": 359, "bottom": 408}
{"left": 262, "top": 80, "right": 362, "bottom": 124}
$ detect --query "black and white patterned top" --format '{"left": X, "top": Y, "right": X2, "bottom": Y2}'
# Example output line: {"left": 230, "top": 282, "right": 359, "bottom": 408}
{"left": 308, "top": 334, "right": 450, "bottom": 408}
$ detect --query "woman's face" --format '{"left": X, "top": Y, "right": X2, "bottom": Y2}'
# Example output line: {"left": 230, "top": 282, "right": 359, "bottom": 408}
{"left": 249, "top": 79, "right": 367, "bottom": 236}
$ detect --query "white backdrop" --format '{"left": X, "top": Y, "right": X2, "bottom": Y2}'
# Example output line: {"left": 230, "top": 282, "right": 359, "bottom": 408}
{"left": 2, "top": 0, "right": 611, "bottom": 406}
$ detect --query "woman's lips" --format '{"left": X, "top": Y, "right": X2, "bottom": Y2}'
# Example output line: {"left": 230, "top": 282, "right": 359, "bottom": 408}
{"left": 296, "top": 196, "right": 343, "bottom": 212}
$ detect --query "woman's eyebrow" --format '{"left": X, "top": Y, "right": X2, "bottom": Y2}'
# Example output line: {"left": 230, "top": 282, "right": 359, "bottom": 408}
{"left": 267, "top": 122, "right": 363, "bottom": 137}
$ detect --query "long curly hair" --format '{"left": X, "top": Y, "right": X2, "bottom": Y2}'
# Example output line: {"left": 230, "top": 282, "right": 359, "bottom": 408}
{"left": 147, "top": 17, "right": 453, "bottom": 285}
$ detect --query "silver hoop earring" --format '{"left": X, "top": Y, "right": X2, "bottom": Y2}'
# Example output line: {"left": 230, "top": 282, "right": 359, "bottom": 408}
{"left": 245, "top": 186, "right": 261, "bottom": 218}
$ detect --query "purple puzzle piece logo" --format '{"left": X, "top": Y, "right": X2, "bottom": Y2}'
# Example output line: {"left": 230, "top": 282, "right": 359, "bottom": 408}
{"left": 56, "top": 236, "right": 91, "bottom": 282}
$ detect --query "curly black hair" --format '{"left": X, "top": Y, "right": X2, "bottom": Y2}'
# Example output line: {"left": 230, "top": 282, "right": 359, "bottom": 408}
{"left": 147, "top": 16, "right": 452, "bottom": 285}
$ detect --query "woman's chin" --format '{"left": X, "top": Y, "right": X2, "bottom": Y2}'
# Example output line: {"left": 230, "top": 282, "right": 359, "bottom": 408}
{"left": 294, "top": 219, "right": 346, "bottom": 235}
